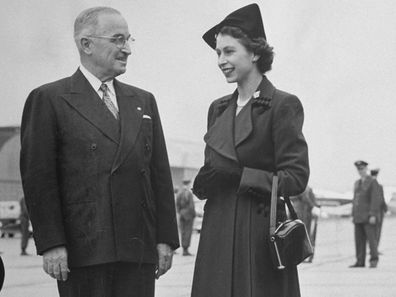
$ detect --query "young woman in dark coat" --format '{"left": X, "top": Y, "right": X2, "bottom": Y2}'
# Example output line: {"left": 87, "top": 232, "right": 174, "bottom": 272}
{"left": 191, "top": 4, "right": 310, "bottom": 297}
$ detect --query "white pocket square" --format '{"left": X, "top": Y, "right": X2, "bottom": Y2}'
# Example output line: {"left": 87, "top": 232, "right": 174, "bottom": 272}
{"left": 143, "top": 114, "right": 151, "bottom": 119}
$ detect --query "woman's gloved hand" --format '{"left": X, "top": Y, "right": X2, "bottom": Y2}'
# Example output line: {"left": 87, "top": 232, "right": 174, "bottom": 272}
{"left": 192, "top": 164, "right": 242, "bottom": 199}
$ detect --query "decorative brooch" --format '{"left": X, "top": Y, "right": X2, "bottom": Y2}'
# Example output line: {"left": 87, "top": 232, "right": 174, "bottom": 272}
{"left": 252, "top": 91, "right": 272, "bottom": 113}
{"left": 216, "top": 97, "right": 232, "bottom": 116}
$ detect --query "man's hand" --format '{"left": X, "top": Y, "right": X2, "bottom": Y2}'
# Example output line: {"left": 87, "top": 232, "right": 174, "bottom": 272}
{"left": 43, "top": 246, "right": 69, "bottom": 281}
{"left": 368, "top": 215, "right": 376, "bottom": 225}
{"left": 155, "top": 243, "right": 173, "bottom": 279}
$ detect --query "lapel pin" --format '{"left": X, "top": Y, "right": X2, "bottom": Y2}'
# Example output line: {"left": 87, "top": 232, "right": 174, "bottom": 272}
{"left": 137, "top": 107, "right": 142, "bottom": 111}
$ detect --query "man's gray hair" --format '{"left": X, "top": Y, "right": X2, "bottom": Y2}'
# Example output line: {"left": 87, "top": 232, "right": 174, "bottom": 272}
{"left": 74, "top": 7, "right": 121, "bottom": 44}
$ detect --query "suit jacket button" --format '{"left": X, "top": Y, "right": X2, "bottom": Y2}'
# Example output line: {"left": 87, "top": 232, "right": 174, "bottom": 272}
{"left": 91, "top": 143, "right": 97, "bottom": 150}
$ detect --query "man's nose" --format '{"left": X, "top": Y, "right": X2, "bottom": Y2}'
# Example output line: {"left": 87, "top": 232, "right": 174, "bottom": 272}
{"left": 121, "top": 42, "right": 132, "bottom": 55}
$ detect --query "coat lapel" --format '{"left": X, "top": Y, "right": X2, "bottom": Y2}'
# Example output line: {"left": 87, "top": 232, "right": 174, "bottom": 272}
{"left": 204, "top": 94, "right": 238, "bottom": 161}
{"left": 234, "top": 102, "right": 253, "bottom": 147}
{"left": 111, "top": 80, "right": 143, "bottom": 172}
{"left": 61, "top": 70, "right": 120, "bottom": 144}
{"left": 234, "top": 76, "right": 276, "bottom": 147}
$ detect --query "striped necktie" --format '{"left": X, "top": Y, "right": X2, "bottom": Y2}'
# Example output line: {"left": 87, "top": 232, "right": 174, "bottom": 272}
{"left": 100, "top": 83, "right": 119, "bottom": 120}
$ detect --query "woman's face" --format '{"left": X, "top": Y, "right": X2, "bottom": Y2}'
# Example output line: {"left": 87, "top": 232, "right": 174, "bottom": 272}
{"left": 215, "top": 33, "right": 256, "bottom": 84}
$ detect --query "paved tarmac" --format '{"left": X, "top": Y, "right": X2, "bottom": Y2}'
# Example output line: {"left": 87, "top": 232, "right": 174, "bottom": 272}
{"left": 1, "top": 215, "right": 395, "bottom": 297}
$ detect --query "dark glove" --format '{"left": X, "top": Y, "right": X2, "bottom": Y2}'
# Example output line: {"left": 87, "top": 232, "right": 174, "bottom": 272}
{"left": 192, "top": 165, "right": 216, "bottom": 199}
{"left": 192, "top": 164, "right": 242, "bottom": 199}
{"left": 215, "top": 166, "right": 242, "bottom": 185}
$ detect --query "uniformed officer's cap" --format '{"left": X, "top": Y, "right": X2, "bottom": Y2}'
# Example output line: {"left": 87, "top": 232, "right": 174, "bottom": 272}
{"left": 203, "top": 3, "right": 266, "bottom": 49}
{"left": 370, "top": 168, "right": 380, "bottom": 176}
{"left": 354, "top": 160, "right": 368, "bottom": 169}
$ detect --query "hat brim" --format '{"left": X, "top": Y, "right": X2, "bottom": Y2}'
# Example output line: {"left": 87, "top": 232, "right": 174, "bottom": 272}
{"left": 203, "top": 24, "right": 218, "bottom": 49}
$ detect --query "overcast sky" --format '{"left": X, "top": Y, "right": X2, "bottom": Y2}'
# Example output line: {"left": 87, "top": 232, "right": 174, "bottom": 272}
{"left": 1, "top": 0, "right": 395, "bottom": 192}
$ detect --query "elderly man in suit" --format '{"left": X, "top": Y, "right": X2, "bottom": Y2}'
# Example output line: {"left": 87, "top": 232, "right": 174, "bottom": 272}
{"left": 20, "top": 7, "right": 179, "bottom": 297}
{"left": 349, "top": 161, "right": 381, "bottom": 268}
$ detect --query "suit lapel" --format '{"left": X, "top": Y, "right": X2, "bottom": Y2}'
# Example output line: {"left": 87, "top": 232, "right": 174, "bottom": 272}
{"left": 204, "top": 95, "right": 238, "bottom": 161}
{"left": 61, "top": 70, "right": 120, "bottom": 144}
{"left": 111, "top": 80, "right": 143, "bottom": 172}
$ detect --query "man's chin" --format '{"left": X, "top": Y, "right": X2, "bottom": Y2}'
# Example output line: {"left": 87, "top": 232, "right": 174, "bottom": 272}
{"left": 114, "top": 66, "right": 127, "bottom": 76}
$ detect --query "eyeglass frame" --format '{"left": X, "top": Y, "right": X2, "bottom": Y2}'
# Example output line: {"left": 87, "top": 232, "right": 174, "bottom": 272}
{"left": 85, "top": 34, "right": 135, "bottom": 49}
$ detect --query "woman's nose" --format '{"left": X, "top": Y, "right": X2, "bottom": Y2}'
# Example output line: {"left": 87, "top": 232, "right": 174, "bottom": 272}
{"left": 218, "top": 53, "right": 226, "bottom": 66}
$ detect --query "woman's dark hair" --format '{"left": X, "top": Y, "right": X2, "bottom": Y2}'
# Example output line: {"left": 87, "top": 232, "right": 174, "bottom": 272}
{"left": 218, "top": 26, "right": 274, "bottom": 74}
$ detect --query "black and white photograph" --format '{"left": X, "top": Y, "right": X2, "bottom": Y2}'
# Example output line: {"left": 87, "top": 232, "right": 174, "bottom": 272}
{"left": 0, "top": 1, "right": 395, "bottom": 296}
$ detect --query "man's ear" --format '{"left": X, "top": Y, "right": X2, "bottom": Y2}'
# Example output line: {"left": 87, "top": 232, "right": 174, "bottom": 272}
{"left": 80, "top": 37, "right": 92, "bottom": 54}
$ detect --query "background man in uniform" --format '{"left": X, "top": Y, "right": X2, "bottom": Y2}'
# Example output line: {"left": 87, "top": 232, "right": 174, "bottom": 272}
{"left": 350, "top": 160, "right": 381, "bottom": 268}
{"left": 20, "top": 6, "right": 179, "bottom": 297}
{"left": 19, "top": 197, "right": 30, "bottom": 256}
{"left": 370, "top": 168, "right": 387, "bottom": 250}
{"left": 176, "top": 179, "right": 196, "bottom": 256}
{"left": 291, "top": 186, "right": 320, "bottom": 262}
{"left": 291, "top": 186, "right": 320, "bottom": 238}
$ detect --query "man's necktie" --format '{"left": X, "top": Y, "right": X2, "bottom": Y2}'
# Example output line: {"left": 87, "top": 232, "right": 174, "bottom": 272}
{"left": 100, "top": 83, "right": 119, "bottom": 120}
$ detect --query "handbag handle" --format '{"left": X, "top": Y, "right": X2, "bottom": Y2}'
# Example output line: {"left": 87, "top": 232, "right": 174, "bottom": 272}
{"left": 269, "top": 175, "right": 299, "bottom": 235}
{"left": 269, "top": 175, "right": 278, "bottom": 236}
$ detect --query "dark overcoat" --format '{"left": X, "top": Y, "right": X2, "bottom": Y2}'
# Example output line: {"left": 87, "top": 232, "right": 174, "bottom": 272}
{"left": 20, "top": 69, "right": 179, "bottom": 268}
{"left": 191, "top": 77, "right": 309, "bottom": 297}
{"left": 352, "top": 176, "right": 381, "bottom": 223}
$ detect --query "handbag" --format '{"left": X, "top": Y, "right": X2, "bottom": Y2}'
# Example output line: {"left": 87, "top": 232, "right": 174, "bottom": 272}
{"left": 268, "top": 176, "right": 314, "bottom": 270}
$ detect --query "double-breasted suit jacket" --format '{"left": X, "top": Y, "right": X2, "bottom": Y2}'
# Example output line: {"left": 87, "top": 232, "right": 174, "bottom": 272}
{"left": 192, "top": 77, "right": 309, "bottom": 297}
{"left": 20, "top": 69, "right": 179, "bottom": 268}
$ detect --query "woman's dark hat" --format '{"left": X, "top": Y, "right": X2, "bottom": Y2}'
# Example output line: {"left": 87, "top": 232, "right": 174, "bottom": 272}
{"left": 203, "top": 3, "right": 266, "bottom": 49}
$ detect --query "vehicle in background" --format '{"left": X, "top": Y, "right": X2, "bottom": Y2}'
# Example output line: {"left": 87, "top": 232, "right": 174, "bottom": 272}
{"left": 387, "top": 192, "right": 396, "bottom": 215}
{"left": 0, "top": 200, "right": 20, "bottom": 237}
{"left": 313, "top": 189, "right": 352, "bottom": 218}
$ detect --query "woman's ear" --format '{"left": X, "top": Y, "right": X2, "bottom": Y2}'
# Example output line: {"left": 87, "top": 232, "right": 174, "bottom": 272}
{"left": 252, "top": 54, "right": 261, "bottom": 63}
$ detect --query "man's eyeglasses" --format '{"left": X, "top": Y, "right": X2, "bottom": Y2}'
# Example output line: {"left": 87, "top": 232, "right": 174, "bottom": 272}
{"left": 86, "top": 35, "right": 135, "bottom": 49}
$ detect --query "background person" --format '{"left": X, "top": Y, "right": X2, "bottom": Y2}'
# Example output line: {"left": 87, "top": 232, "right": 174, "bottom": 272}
{"left": 350, "top": 160, "right": 381, "bottom": 268}
{"left": 176, "top": 179, "right": 196, "bottom": 256}
{"left": 290, "top": 186, "right": 320, "bottom": 262}
{"left": 291, "top": 186, "right": 320, "bottom": 238}
{"left": 20, "top": 6, "right": 179, "bottom": 297}
{"left": 191, "top": 4, "right": 309, "bottom": 297}
{"left": 19, "top": 197, "right": 30, "bottom": 256}
{"left": 370, "top": 168, "right": 387, "bottom": 250}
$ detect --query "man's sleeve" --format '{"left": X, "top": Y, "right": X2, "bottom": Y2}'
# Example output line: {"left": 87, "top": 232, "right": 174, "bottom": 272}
{"left": 238, "top": 95, "right": 310, "bottom": 197}
{"left": 20, "top": 88, "right": 66, "bottom": 255}
{"left": 148, "top": 94, "right": 179, "bottom": 250}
